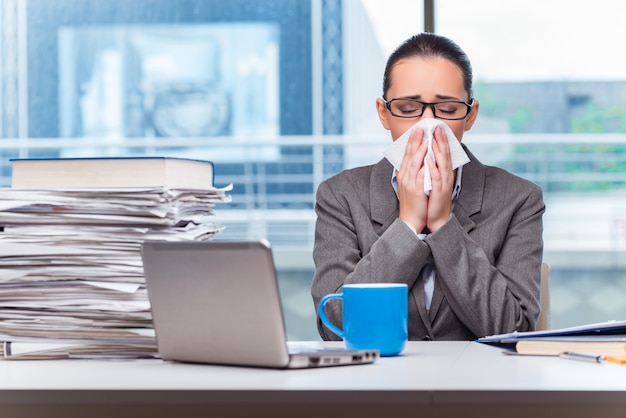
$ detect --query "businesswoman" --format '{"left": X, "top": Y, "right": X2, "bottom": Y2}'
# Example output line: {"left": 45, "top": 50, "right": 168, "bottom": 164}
{"left": 311, "top": 32, "right": 545, "bottom": 341}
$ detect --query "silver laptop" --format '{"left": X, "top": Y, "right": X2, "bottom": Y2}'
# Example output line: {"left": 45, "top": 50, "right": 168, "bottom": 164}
{"left": 140, "top": 239, "right": 379, "bottom": 369}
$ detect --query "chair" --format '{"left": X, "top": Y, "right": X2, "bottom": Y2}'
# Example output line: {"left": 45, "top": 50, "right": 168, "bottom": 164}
{"left": 535, "top": 262, "right": 551, "bottom": 331}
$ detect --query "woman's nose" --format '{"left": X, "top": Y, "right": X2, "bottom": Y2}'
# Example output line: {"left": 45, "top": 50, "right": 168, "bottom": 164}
{"left": 421, "top": 104, "right": 436, "bottom": 119}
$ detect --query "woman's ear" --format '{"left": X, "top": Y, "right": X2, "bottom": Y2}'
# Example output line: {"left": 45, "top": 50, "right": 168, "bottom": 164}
{"left": 464, "top": 99, "right": 480, "bottom": 132}
{"left": 376, "top": 98, "right": 392, "bottom": 130}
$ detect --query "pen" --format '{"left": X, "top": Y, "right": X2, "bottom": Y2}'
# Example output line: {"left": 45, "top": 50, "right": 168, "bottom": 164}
{"left": 558, "top": 351, "right": 603, "bottom": 363}
{"left": 604, "top": 355, "right": 626, "bottom": 365}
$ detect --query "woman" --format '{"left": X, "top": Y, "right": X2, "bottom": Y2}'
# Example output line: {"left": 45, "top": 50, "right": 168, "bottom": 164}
{"left": 311, "top": 33, "right": 545, "bottom": 341}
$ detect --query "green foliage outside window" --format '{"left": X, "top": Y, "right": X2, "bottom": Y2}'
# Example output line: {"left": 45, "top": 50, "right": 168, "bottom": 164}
{"left": 474, "top": 83, "right": 626, "bottom": 193}
{"left": 571, "top": 103, "right": 626, "bottom": 133}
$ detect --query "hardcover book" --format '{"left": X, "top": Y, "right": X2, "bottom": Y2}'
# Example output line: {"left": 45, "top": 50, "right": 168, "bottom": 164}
{"left": 514, "top": 335, "right": 626, "bottom": 356}
{"left": 10, "top": 157, "right": 214, "bottom": 189}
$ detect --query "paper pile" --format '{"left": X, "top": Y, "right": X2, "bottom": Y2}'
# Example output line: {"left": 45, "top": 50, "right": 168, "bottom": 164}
{"left": 0, "top": 186, "right": 231, "bottom": 359}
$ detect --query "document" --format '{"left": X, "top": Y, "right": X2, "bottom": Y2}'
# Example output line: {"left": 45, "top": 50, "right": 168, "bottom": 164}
{"left": 2, "top": 328, "right": 158, "bottom": 360}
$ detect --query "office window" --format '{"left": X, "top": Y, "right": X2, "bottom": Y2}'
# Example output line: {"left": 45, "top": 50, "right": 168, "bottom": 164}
{"left": 58, "top": 24, "right": 279, "bottom": 140}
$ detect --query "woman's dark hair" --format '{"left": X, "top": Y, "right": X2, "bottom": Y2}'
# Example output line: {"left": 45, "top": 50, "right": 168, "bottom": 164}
{"left": 382, "top": 32, "right": 473, "bottom": 100}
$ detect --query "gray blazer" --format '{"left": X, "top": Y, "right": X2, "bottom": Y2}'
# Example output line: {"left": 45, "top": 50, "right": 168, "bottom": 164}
{"left": 311, "top": 145, "right": 545, "bottom": 341}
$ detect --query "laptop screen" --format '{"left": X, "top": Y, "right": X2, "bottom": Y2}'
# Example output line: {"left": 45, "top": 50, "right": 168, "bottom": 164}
{"left": 141, "top": 240, "right": 292, "bottom": 367}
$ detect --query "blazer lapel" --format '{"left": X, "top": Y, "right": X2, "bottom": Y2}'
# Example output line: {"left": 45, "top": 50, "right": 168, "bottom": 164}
{"left": 428, "top": 276, "right": 444, "bottom": 323}
{"left": 413, "top": 281, "right": 435, "bottom": 337}
{"left": 370, "top": 158, "right": 399, "bottom": 231}
{"left": 452, "top": 145, "right": 486, "bottom": 233}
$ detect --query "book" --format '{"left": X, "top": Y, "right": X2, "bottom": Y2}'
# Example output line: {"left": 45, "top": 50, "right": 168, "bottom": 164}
{"left": 514, "top": 335, "right": 626, "bottom": 356}
{"left": 10, "top": 157, "right": 214, "bottom": 189}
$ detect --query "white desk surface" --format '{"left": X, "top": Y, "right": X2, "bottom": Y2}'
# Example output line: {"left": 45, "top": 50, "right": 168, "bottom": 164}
{"left": 1, "top": 341, "right": 625, "bottom": 418}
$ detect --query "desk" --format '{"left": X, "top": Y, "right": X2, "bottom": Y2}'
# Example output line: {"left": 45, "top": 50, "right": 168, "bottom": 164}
{"left": 0, "top": 341, "right": 625, "bottom": 418}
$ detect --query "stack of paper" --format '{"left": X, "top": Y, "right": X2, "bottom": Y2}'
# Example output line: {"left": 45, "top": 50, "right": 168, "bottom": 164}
{"left": 0, "top": 186, "right": 231, "bottom": 359}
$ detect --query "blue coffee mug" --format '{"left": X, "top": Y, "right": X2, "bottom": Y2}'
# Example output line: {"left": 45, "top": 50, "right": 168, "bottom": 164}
{"left": 318, "top": 283, "right": 408, "bottom": 356}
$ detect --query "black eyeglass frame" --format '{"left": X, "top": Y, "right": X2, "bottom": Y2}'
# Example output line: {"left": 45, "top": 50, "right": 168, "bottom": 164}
{"left": 383, "top": 98, "right": 474, "bottom": 120}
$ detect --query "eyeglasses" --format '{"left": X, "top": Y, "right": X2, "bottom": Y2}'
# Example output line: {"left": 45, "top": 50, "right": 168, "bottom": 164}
{"left": 383, "top": 98, "right": 474, "bottom": 120}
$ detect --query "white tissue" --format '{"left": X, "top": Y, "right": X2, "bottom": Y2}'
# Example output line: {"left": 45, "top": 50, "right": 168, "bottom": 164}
{"left": 382, "top": 118, "right": 470, "bottom": 195}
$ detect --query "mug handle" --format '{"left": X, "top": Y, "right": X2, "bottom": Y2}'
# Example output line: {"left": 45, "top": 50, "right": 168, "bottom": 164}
{"left": 318, "top": 293, "right": 344, "bottom": 338}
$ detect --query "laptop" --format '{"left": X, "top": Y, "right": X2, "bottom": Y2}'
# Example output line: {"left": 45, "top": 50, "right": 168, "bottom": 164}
{"left": 140, "top": 239, "right": 379, "bottom": 369}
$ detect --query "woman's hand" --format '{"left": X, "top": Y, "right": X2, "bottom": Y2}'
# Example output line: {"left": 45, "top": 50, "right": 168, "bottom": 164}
{"left": 424, "top": 126, "right": 455, "bottom": 232}
{"left": 397, "top": 127, "right": 428, "bottom": 232}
